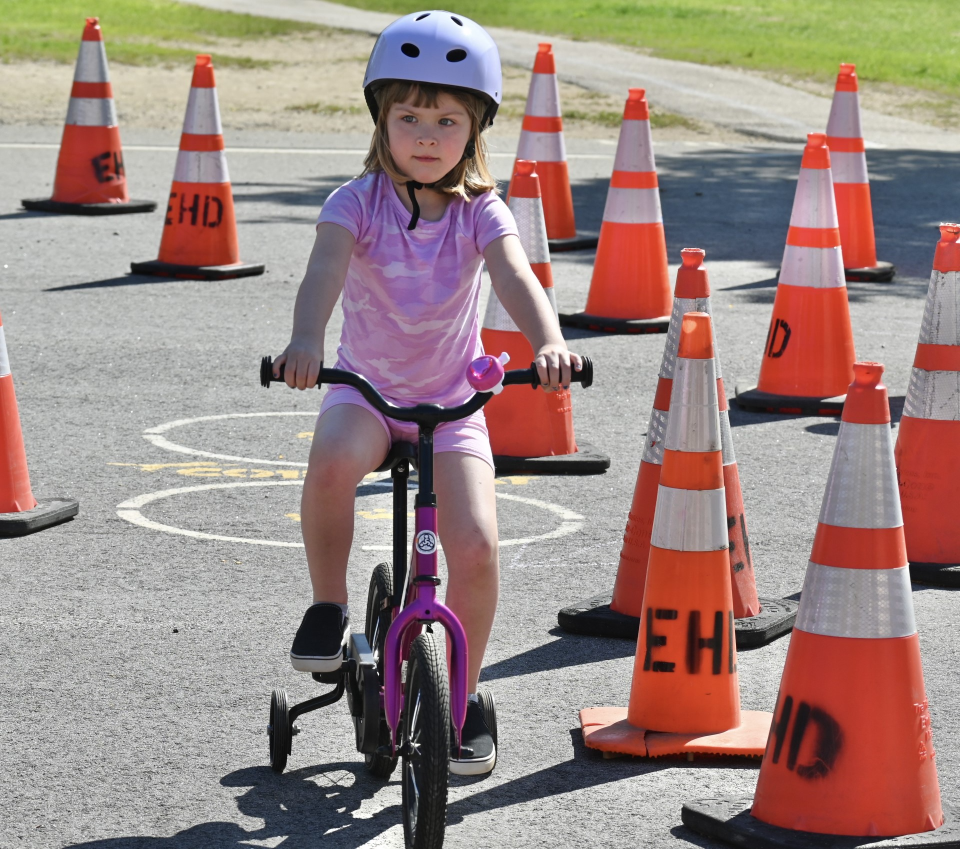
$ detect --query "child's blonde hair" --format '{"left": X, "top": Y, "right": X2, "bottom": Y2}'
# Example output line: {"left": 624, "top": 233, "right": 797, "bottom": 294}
{"left": 361, "top": 81, "right": 496, "bottom": 200}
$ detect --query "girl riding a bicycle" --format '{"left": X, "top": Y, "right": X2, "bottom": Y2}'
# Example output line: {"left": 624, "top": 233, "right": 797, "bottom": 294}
{"left": 274, "top": 10, "right": 580, "bottom": 777}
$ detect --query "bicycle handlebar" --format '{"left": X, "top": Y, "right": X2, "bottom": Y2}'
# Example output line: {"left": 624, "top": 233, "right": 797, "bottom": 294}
{"left": 259, "top": 355, "right": 593, "bottom": 426}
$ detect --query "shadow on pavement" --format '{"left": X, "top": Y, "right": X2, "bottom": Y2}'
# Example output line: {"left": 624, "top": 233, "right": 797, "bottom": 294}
{"left": 479, "top": 628, "right": 636, "bottom": 683}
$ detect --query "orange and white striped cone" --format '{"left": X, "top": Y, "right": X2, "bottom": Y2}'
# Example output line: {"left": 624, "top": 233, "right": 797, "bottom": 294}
{"left": 736, "top": 133, "right": 856, "bottom": 416}
{"left": 22, "top": 18, "right": 155, "bottom": 216}
{"left": 559, "top": 89, "right": 672, "bottom": 334}
{"left": 684, "top": 362, "right": 951, "bottom": 845}
{"left": 827, "top": 63, "right": 895, "bottom": 283}
{"left": 579, "top": 313, "right": 771, "bottom": 759}
{"left": 0, "top": 310, "right": 78, "bottom": 537}
{"left": 507, "top": 44, "right": 597, "bottom": 252}
{"left": 482, "top": 160, "right": 608, "bottom": 474}
{"left": 895, "top": 224, "right": 960, "bottom": 588}
{"left": 559, "top": 250, "right": 797, "bottom": 647}
{"left": 131, "top": 55, "right": 264, "bottom": 280}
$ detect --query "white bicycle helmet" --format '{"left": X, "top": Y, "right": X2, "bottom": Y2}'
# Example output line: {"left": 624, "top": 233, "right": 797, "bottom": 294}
{"left": 363, "top": 10, "right": 502, "bottom": 129}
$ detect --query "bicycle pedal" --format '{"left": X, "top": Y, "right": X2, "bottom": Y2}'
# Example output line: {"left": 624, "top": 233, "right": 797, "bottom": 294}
{"left": 375, "top": 744, "right": 396, "bottom": 759}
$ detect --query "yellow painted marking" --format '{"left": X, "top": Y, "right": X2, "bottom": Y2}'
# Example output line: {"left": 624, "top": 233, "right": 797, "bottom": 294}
{"left": 494, "top": 475, "right": 537, "bottom": 486}
{"left": 357, "top": 508, "right": 415, "bottom": 521}
{"left": 110, "top": 461, "right": 218, "bottom": 472}
{"left": 298, "top": 432, "right": 314, "bottom": 440}
{"left": 286, "top": 513, "right": 301, "bottom": 523}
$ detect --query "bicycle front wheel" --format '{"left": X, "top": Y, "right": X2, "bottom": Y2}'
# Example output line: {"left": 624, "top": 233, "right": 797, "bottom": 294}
{"left": 401, "top": 631, "right": 450, "bottom": 849}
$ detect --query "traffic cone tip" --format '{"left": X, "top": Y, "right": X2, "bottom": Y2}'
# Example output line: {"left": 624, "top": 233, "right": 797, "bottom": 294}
{"left": 82, "top": 18, "right": 103, "bottom": 40}
{"left": 192, "top": 54, "right": 216, "bottom": 88}
{"left": 624, "top": 88, "right": 650, "bottom": 120}
{"left": 802, "top": 133, "right": 831, "bottom": 170}
{"left": 533, "top": 43, "right": 555, "bottom": 74}
{"left": 674, "top": 248, "right": 710, "bottom": 299}
{"left": 934, "top": 223, "right": 960, "bottom": 273}
{"left": 841, "top": 361, "right": 889, "bottom": 425}
{"left": 835, "top": 62, "right": 858, "bottom": 92}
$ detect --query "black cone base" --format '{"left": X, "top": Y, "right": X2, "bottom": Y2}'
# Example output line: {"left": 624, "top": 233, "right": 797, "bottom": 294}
{"left": 22, "top": 198, "right": 156, "bottom": 216}
{"left": 558, "top": 312, "right": 670, "bottom": 335}
{"left": 0, "top": 498, "right": 79, "bottom": 537}
{"left": 547, "top": 233, "right": 599, "bottom": 252}
{"left": 681, "top": 796, "right": 960, "bottom": 849}
{"left": 909, "top": 561, "right": 960, "bottom": 588}
{"left": 493, "top": 441, "right": 609, "bottom": 475}
{"left": 131, "top": 259, "right": 266, "bottom": 281}
{"left": 557, "top": 594, "right": 797, "bottom": 650}
{"left": 845, "top": 261, "right": 896, "bottom": 283}
{"left": 735, "top": 385, "right": 846, "bottom": 416}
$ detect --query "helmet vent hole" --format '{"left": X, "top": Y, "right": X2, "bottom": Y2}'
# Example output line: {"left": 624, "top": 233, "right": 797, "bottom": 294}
{"left": 446, "top": 48, "right": 467, "bottom": 62}
{"left": 401, "top": 42, "right": 420, "bottom": 58}
{"left": 416, "top": 12, "right": 430, "bottom": 20}
{"left": 451, "top": 15, "right": 463, "bottom": 25}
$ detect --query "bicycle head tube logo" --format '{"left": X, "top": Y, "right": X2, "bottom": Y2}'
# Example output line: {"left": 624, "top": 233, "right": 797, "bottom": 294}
{"left": 416, "top": 530, "right": 437, "bottom": 555}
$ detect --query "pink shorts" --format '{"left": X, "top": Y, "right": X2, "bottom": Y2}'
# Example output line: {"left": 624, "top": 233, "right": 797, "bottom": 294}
{"left": 318, "top": 384, "right": 495, "bottom": 470}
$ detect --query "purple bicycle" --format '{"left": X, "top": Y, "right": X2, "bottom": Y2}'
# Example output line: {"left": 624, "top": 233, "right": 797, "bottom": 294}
{"left": 260, "top": 352, "right": 593, "bottom": 848}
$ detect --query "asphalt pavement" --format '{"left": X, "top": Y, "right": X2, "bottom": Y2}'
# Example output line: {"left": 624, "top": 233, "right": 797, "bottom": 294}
{"left": 1, "top": 18, "right": 960, "bottom": 849}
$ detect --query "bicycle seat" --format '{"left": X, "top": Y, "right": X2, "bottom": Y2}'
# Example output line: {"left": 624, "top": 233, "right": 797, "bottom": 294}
{"left": 374, "top": 441, "right": 418, "bottom": 473}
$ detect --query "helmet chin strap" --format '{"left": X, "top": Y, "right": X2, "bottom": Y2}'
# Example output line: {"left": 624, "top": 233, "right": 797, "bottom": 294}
{"left": 405, "top": 139, "right": 476, "bottom": 231}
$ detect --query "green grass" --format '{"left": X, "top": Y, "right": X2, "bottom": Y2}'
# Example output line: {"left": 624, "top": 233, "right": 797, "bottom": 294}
{"left": 332, "top": 0, "right": 960, "bottom": 93}
{"left": 1, "top": 0, "right": 324, "bottom": 66}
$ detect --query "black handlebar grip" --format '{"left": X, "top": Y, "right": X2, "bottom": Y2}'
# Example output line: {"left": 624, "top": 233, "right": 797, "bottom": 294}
{"left": 577, "top": 356, "right": 594, "bottom": 389}
{"left": 260, "top": 356, "right": 279, "bottom": 387}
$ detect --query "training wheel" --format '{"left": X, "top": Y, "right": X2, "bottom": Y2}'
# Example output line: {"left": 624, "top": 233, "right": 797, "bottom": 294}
{"left": 268, "top": 688, "right": 292, "bottom": 773}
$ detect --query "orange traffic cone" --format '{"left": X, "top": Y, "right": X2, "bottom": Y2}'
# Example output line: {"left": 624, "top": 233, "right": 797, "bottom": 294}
{"left": 684, "top": 362, "right": 950, "bottom": 845}
{"left": 507, "top": 44, "right": 597, "bottom": 252}
{"left": 895, "top": 224, "right": 960, "bottom": 588}
{"left": 559, "top": 89, "right": 672, "bottom": 334}
{"left": 482, "top": 160, "right": 608, "bottom": 474}
{"left": 827, "top": 63, "right": 895, "bottom": 283}
{"left": 579, "top": 313, "right": 771, "bottom": 758}
{"left": 131, "top": 55, "right": 264, "bottom": 280}
{"left": 22, "top": 18, "right": 155, "bottom": 216}
{"left": 559, "top": 250, "right": 797, "bottom": 647}
{"left": 736, "top": 133, "right": 855, "bottom": 416}
{"left": 0, "top": 310, "right": 78, "bottom": 536}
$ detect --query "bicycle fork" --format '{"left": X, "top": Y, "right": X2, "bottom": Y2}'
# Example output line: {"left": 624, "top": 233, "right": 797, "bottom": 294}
{"left": 382, "top": 426, "right": 470, "bottom": 755}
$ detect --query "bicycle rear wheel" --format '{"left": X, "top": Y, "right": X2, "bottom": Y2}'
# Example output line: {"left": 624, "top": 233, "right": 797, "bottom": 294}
{"left": 364, "top": 562, "right": 398, "bottom": 779}
{"left": 402, "top": 632, "right": 450, "bottom": 849}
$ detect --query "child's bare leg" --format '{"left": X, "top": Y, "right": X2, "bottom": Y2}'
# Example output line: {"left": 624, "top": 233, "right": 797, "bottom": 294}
{"left": 435, "top": 452, "right": 499, "bottom": 692}
{"left": 301, "top": 404, "right": 390, "bottom": 603}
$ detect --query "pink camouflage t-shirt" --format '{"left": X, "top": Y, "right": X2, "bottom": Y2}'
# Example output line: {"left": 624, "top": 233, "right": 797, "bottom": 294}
{"left": 318, "top": 170, "right": 518, "bottom": 407}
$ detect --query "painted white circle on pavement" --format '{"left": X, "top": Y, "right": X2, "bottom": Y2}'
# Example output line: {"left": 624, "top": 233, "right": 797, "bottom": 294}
{"left": 116, "top": 480, "right": 583, "bottom": 549}
{"left": 144, "top": 412, "right": 316, "bottom": 467}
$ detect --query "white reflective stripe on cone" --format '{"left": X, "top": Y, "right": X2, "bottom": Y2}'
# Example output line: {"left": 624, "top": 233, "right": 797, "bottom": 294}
{"left": 482, "top": 288, "right": 519, "bottom": 334}
{"left": 830, "top": 151, "right": 869, "bottom": 184}
{"left": 182, "top": 88, "right": 223, "bottom": 136}
{"left": 904, "top": 369, "right": 960, "bottom": 421}
{"left": 0, "top": 328, "right": 9, "bottom": 378}
{"left": 819, "top": 422, "right": 902, "bottom": 529}
{"left": 778, "top": 245, "right": 846, "bottom": 289}
{"left": 602, "top": 187, "right": 662, "bottom": 225}
{"left": 651, "top": 486, "right": 728, "bottom": 551}
{"left": 789, "top": 169, "right": 839, "bottom": 229}
{"left": 665, "top": 358, "right": 720, "bottom": 452}
{"left": 826, "top": 91, "right": 863, "bottom": 139}
{"left": 613, "top": 121, "right": 656, "bottom": 173}
{"left": 719, "top": 411, "right": 736, "bottom": 466}
{"left": 642, "top": 408, "right": 669, "bottom": 465}
{"left": 919, "top": 270, "right": 960, "bottom": 346}
{"left": 524, "top": 73, "right": 561, "bottom": 117}
{"left": 544, "top": 287, "right": 558, "bottom": 313}
{"left": 516, "top": 131, "right": 565, "bottom": 163}
{"left": 795, "top": 562, "right": 916, "bottom": 639}
{"left": 74, "top": 41, "right": 110, "bottom": 83}
{"left": 65, "top": 97, "right": 117, "bottom": 127}
{"left": 173, "top": 150, "right": 230, "bottom": 184}
{"left": 507, "top": 196, "right": 550, "bottom": 265}
{"left": 660, "top": 297, "right": 712, "bottom": 379}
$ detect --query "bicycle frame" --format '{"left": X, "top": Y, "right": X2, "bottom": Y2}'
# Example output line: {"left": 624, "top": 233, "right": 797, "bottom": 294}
{"left": 382, "top": 424, "right": 469, "bottom": 755}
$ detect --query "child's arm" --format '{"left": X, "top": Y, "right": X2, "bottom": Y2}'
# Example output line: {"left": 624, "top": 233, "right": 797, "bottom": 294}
{"left": 274, "top": 223, "right": 356, "bottom": 390}
{"left": 483, "top": 234, "right": 581, "bottom": 391}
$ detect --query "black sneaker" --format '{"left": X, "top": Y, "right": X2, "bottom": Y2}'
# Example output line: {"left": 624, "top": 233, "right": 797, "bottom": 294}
{"left": 289, "top": 603, "right": 348, "bottom": 673}
{"left": 450, "top": 698, "right": 496, "bottom": 776}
